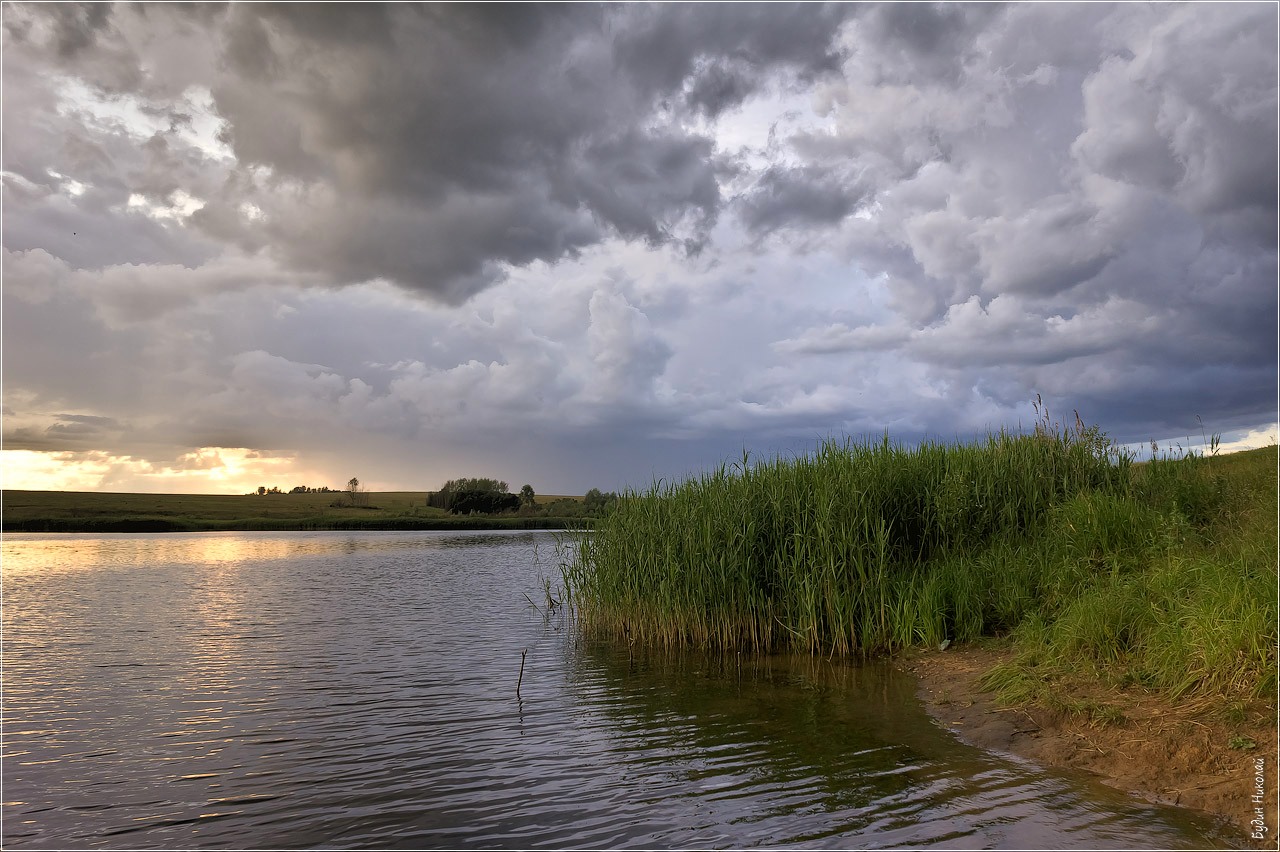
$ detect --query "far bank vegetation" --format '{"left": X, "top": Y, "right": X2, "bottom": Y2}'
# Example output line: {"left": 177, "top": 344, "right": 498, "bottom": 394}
{"left": 3, "top": 476, "right": 621, "bottom": 532}
{"left": 427, "top": 477, "right": 619, "bottom": 518}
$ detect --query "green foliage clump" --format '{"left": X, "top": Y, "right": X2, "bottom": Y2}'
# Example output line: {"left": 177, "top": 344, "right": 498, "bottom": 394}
{"left": 1132, "top": 452, "right": 1228, "bottom": 528}
{"left": 563, "top": 406, "right": 1277, "bottom": 707}
{"left": 447, "top": 490, "right": 521, "bottom": 515}
{"left": 427, "top": 477, "right": 510, "bottom": 511}
{"left": 564, "top": 412, "right": 1130, "bottom": 655}
{"left": 422, "top": 478, "right": 618, "bottom": 519}
{"left": 583, "top": 488, "right": 620, "bottom": 515}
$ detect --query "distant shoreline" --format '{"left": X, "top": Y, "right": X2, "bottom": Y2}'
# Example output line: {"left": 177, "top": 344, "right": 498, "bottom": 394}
{"left": 1, "top": 489, "right": 591, "bottom": 534}
{"left": 3, "top": 517, "right": 582, "bottom": 533}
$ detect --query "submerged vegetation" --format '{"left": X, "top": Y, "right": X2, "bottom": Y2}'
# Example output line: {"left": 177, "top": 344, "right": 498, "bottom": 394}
{"left": 563, "top": 406, "right": 1277, "bottom": 705}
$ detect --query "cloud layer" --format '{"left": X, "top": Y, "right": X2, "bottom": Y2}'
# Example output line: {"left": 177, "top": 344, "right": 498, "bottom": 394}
{"left": 3, "top": 3, "right": 1276, "bottom": 493}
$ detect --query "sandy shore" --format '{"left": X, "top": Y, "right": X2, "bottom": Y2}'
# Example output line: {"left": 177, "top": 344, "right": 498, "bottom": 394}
{"left": 898, "top": 643, "right": 1278, "bottom": 848}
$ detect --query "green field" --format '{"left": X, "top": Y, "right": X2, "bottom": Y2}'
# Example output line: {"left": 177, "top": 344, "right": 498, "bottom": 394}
{"left": 1, "top": 489, "right": 588, "bottom": 532}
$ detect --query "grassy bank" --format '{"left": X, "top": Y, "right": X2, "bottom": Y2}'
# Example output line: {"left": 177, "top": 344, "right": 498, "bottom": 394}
{"left": 2, "top": 489, "right": 587, "bottom": 532}
{"left": 984, "top": 443, "right": 1277, "bottom": 706}
{"left": 563, "top": 420, "right": 1276, "bottom": 706}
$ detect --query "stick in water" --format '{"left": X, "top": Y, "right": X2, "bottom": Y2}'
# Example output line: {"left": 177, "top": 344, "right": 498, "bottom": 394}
{"left": 517, "top": 648, "right": 527, "bottom": 696}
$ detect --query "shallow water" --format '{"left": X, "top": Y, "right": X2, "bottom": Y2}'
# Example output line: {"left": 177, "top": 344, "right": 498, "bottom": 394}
{"left": 3, "top": 530, "right": 1235, "bottom": 848}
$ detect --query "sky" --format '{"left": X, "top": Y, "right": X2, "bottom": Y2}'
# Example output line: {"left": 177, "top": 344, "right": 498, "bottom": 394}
{"left": 2, "top": 2, "right": 1277, "bottom": 496}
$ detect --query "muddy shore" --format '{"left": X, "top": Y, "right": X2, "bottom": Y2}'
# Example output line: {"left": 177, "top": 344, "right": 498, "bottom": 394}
{"left": 899, "top": 643, "right": 1278, "bottom": 848}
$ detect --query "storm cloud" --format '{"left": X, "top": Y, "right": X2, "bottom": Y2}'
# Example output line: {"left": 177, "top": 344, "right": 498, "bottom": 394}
{"left": 3, "top": 2, "right": 1275, "bottom": 494}
{"left": 5, "top": 3, "right": 857, "bottom": 300}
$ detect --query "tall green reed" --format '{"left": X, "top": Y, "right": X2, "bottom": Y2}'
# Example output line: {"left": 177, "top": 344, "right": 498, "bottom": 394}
{"left": 562, "top": 413, "right": 1133, "bottom": 656}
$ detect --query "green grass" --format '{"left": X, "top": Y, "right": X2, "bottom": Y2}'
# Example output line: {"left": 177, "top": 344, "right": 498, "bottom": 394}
{"left": 984, "top": 444, "right": 1277, "bottom": 704}
{"left": 1, "top": 489, "right": 586, "bottom": 532}
{"left": 563, "top": 416, "right": 1276, "bottom": 706}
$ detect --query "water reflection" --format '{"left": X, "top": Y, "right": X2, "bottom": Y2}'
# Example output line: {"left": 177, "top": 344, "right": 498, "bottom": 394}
{"left": 564, "top": 645, "right": 1230, "bottom": 849}
{"left": 2, "top": 532, "right": 1234, "bottom": 849}
{"left": 1, "top": 530, "right": 551, "bottom": 576}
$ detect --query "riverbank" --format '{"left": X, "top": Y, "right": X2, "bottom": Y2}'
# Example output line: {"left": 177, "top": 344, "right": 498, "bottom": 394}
{"left": 901, "top": 642, "right": 1278, "bottom": 847}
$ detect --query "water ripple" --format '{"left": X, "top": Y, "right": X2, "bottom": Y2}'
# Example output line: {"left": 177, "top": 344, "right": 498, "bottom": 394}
{"left": 3, "top": 531, "right": 1234, "bottom": 849}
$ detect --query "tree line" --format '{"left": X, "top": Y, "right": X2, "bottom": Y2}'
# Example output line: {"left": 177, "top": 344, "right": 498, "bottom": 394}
{"left": 254, "top": 485, "right": 336, "bottom": 495}
{"left": 427, "top": 478, "right": 619, "bottom": 517}
{"left": 251, "top": 476, "right": 620, "bottom": 517}
{"left": 426, "top": 478, "right": 521, "bottom": 514}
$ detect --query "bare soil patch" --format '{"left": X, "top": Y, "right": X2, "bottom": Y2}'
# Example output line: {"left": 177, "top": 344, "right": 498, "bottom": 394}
{"left": 898, "top": 643, "right": 1278, "bottom": 848}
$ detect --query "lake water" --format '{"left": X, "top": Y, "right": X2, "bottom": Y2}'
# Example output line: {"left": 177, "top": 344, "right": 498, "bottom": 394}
{"left": 3, "top": 530, "right": 1234, "bottom": 849}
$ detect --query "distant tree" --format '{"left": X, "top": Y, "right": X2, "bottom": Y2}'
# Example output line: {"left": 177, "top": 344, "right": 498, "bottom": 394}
{"left": 427, "top": 477, "right": 509, "bottom": 511}
{"left": 257, "top": 486, "right": 267, "bottom": 496}
{"left": 444, "top": 477, "right": 507, "bottom": 494}
{"left": 519, "top": 484, "right": 536, "bottom": 506}
{"left": 449, "top": 490, "right": 520, "bottom": 515}
{"left": 583, "top": 488, "right": 619, "bottom": 515}
{"left": 347, "top": 477, "right": 367, "bottom": 507}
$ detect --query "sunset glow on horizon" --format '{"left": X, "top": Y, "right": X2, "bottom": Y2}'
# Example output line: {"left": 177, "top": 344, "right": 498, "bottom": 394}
{"left": 1, "top": 448, "right": 333, "bottom": 495}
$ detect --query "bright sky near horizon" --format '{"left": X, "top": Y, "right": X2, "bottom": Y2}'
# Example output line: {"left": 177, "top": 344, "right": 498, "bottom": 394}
{"left": 3, "top": 3, "right": 1277, "bottom": 495}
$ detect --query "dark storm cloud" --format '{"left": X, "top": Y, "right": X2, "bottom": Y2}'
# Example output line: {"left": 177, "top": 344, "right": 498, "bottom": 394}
{"left": 738, "top": 165, "right": 868, "bottom": 235}
{"left": 193, "top": 3, "right": 853, "bottom": 299}
{"left": 613, "top": 2, "right": 850, "bottom": 101}
{"left": 766, "top": 1, "right": 1276, "bottom": 448}
{"left": 855, "top": 2, "right": 1005, "bottom": 84}
{"left": 565, "top": 130, "right": 722, "bottom": 250}
{"left": 685, "top": 60, "right": 759, "bottom": 117}
{"left": 8, "top": 3, "right": 855, "bottom": 302}
{"left": 43, "top": 2, "right": 112, "bottom": 58}
{"left": 1070, "top": 10, "right": 1278, "bottom": 221}
{"left": 3, "top": 2, "right": 144, "bottom": 92}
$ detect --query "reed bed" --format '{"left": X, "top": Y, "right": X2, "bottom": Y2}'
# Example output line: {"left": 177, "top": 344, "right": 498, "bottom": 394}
{"left": 563, "top": 416, "right": 1275, "bottom": 703}
{"left": 563, "top": 413, "right": 1134, "bottom": 656}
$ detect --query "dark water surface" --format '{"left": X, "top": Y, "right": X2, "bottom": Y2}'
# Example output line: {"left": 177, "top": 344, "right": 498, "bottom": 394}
{"left": 3, "top": 531, "right": 1233, "bottom": 849}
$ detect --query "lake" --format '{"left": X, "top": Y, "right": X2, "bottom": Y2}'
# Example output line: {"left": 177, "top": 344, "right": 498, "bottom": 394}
{"left": 3, "top": 530, "right": 1233, "bottom": 848}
